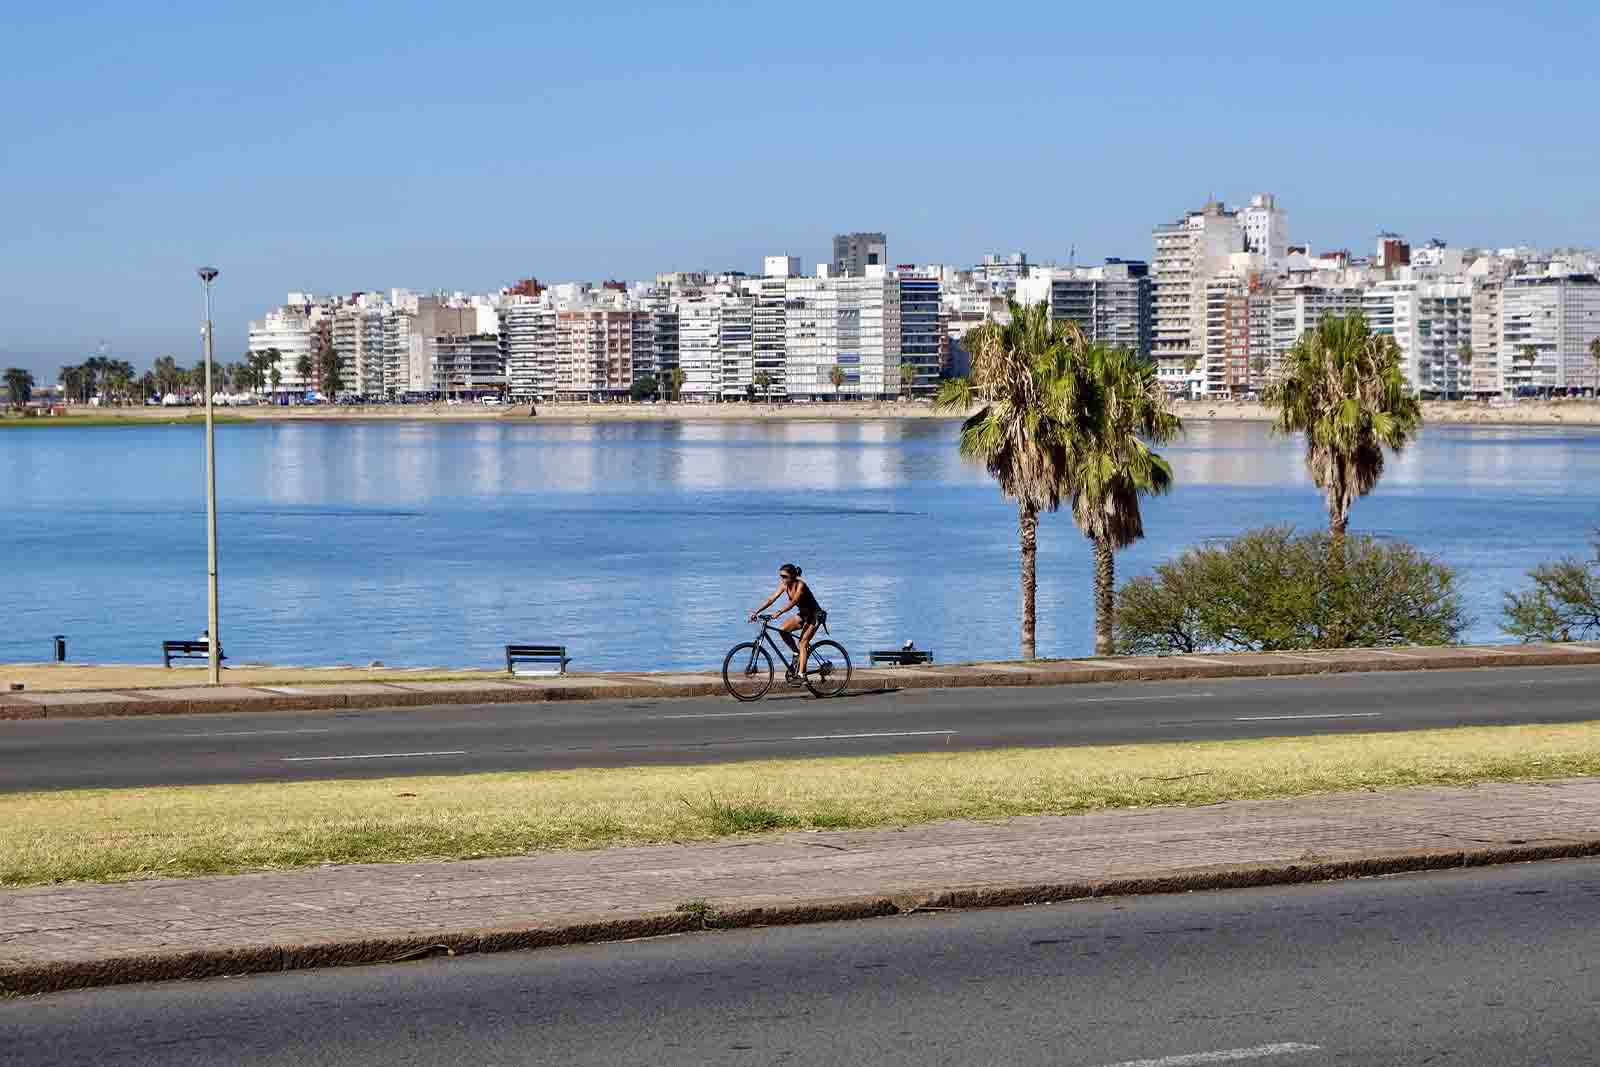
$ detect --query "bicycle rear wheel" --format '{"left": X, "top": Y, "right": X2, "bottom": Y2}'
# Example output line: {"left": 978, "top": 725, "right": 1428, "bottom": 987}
{"left": 803, "top": 640, "right": 852, "bottom": 698}
{"left": 722, "top": 641, "right": 775, "bottom": 701}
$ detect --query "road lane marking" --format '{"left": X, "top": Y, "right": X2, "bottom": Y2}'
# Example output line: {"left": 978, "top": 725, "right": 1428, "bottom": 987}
{"left": 789, "top": 730, "right": 956, "bottom": 741}
{"left": 1093, "top": 1042, "right": 1321, "bottom": 1067}
{"left": 280, "top": 750, "right": 467, "bottom": 762}
{"left": 1233, "top": 713, "right": 1382, "bottom": 722}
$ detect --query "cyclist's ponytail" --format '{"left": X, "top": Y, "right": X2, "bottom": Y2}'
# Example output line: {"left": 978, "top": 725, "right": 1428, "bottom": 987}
{"left": 779, "top": 563, "right": 802, "bottom": 579}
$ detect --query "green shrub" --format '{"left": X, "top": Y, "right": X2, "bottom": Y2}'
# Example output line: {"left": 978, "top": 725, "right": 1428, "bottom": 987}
{"left": 1115, "top": 526, "right": 1466, "bottom": 654}
{"left": 1503, "top": 534, "right": 1600, "bottom": 642}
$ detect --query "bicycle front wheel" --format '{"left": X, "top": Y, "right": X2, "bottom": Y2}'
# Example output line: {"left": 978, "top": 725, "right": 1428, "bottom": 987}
{"left": 803, "top": 640, "right": 852, "bottom": 698}
{"left": 722, "top": 641, "right": 774, "bottom": 702}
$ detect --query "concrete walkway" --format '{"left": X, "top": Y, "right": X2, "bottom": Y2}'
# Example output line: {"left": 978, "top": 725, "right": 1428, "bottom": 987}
{"left": 3, "top": 641, "right": 1600, "bottom": 720}
{"left": 4, "top": 777, "right": 1599, "bottom": 994}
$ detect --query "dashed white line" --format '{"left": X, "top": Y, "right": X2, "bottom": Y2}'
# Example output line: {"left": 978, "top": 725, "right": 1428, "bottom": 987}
{"left": 1093, "top": 1042, "right": 1321, "bottom": 1067}
{"left": 789, "top": 730, "right": 956, "bottom": 741}
{"left": 1233, "top": 713, "right": 1382, "bottom": 722}
{"left": 280, "top": 750, "right": 467, "bottom": 762}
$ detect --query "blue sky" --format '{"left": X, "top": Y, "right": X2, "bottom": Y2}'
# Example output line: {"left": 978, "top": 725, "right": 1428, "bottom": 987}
{"left": 3, "top": 0, "right": 1597, "bottom": 378}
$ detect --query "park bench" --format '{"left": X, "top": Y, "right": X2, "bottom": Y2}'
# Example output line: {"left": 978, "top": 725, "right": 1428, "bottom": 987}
{"left": 505, "top": 644, "right": 570, "bottom": 676}
{"left": 868, "top": 648, "right": 934, "bottom": 667}
{"left": 163, "top": 640, "right": 226, "bottom": 668}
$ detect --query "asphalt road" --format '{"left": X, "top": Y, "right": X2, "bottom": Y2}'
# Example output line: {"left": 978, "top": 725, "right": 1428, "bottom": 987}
{"left": 6, "top": 858, "right": 1598, "bottom": 1065}
{"left": 3, "top": 665, "right": 1599, "bottom": 792}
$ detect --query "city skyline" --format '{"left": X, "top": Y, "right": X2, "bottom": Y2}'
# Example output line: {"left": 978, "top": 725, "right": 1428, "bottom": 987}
{"left": 6, "top": 0, "right": 1600, "bottom": 377}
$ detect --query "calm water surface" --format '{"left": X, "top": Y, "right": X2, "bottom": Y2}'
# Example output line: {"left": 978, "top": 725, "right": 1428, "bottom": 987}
{"left": 2, "top": 419, "right": 1597, "bottom": 670}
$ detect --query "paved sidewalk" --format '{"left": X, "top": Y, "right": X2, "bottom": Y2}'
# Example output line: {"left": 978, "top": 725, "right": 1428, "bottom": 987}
{"left": 4, "top": 640, "right": 1599, "bottom": 720}
{"left": 5, "top": 778, "right": 1600, "bottom": 994}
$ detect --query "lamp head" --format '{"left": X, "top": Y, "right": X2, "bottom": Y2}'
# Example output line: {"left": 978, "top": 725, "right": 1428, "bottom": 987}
{"left": 197, "top": 267, "right": 219, "bottom": 285}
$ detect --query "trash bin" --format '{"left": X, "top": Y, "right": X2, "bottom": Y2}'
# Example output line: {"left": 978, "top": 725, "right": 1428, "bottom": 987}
{"left": 54, "top": 635, "right": 66, "bottom": 662}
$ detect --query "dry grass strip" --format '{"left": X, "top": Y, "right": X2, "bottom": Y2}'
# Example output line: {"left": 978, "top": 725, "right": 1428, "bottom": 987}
{"left": 4, "top": 722, "right": 1598, "bottom": 887}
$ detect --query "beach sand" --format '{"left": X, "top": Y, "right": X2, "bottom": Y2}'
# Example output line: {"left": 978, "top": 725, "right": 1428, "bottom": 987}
{"left": 10, "top": 398, "right": 1600, "bottom": 428}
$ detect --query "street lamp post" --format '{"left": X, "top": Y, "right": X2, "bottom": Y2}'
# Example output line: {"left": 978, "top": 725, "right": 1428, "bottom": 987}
{"left": 198, "top": 267, "right": 222, "bottom": 685}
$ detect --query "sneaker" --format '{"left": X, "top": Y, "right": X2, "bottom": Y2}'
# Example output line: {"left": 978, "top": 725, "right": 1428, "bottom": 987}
{"left": 785, "top": 674, "right": 806, "bottom": 687}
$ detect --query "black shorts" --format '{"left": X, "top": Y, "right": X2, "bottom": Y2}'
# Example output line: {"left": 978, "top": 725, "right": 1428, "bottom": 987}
{"left": 798, "top": 609, "right": 826, "bottom": 632}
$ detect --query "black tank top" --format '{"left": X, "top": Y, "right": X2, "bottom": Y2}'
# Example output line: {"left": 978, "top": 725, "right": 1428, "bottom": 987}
{"left": 794, "top": 582, "right": 823, "bottom": 617}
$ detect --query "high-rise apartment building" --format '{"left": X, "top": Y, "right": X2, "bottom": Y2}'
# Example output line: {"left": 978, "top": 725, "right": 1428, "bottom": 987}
{"left": 898, "top": 273, "right": 943, "bottom": 396}
{"left": 784, "top": 271, "right": 901, "bottom": 400}
{"left": 247, "top": 294, "right": 327, "bottom": 395}
{"left": 832, "top": 232, "right": 888, "bottom": 278}
{"left": 1499, "top": 273, "right": 1600, "bottom": 394}
{"left": 1015, "top": 259, "right": 1152, "bottom": 359}
{"left": 1241, "top": 194, "right": 1289, "bottom": 262}
{"left": 1152, "top": 199, "right": 1245, "bottom": 394}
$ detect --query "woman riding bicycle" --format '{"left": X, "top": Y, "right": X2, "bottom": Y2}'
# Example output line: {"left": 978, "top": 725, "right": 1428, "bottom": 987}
{"left": 749, "top": 563, "right": 826, "bottom": 686}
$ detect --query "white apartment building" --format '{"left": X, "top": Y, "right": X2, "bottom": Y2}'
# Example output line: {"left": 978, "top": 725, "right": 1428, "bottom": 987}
{"left": 1152, "top": 199, "right": 1245, "bottom": 395}
{"left": 1362, "top": 279, "right": 1474, "bottom": 396}
{"left": 1014, "top": 259, "right": 1152, "bottom": 358}
{"left": 677, "top": 299, "right": 727, "bottom": 401}
{"left": 783, "top": 269, "right": 902, "bottom": 400}
{"left": 247, "top": 294, "right": 328, "bottom": 394}
{"left": 1241, "top": 193, "right": 1289, "bottom": 262}
{"left": 1499, "top": 273, "right": 1600, "bottom": 395}
{"left": 1269, "top": 284, "right": 1364, "bottom": 378}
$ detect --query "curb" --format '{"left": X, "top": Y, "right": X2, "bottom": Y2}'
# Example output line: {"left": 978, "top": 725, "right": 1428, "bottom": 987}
{"left": 6, "top": 837, "right": 1599, "bottom": 996}
{"left": 3, "top": 643, "right": 1599, "bottom": 721}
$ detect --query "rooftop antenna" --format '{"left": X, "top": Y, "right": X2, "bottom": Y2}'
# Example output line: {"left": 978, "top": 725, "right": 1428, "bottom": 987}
{"left": 1069, "top": 244, "right": 1076, "bottom": 267}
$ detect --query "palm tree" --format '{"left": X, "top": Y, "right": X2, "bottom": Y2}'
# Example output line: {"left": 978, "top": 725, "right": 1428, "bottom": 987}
{"left": 1066, "top": 345, "right": 1181, "bottom": 656}
{"left": 668, "top": 368, "right": 686, "bottom": 404}
{"left": 1589, "top": 337, "right": 1600, "bottom": 395}
{"left": 754, "top": 371, "right": 773, "bottom": 406}
{"left": 4, "top": 367, "right": 34, "bottom": 412}
{"left": 828, "top": 364, "right": 847, "bottom": 400}
{"left": 899, "top": 361, "right": 918, "bottom": 399}
{"left": 934, "top": 300, "right": 1078, "bottom": 659}
{"left": 1265, "top": 313, "right": 1420, "bottom": 637}
{"left": 296, "top": 352, "right": 314, "bottom": 396}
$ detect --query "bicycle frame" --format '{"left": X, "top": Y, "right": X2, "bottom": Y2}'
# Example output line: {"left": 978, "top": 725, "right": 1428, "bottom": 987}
{"left": 751, "top": 618, "right": 809, "bottom": 675}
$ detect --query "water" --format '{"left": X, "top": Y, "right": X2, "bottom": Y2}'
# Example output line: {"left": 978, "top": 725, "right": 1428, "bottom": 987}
{"left": 2, "top": 419, "right": 1597, "bottom": 670}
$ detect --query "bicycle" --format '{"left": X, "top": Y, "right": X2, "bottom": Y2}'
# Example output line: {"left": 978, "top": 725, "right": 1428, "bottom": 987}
{"left": 721, "top": 614, "right": 852, "bottom": 701}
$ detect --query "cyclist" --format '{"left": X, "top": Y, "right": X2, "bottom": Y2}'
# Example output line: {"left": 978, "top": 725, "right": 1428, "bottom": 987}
{"left": 749, "top": 563, "right": 827, "bottom": 686}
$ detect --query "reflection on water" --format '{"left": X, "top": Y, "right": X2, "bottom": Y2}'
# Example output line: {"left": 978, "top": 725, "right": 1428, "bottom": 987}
{"left": 3, "top": 419, "right": 1598, "bottom": 669}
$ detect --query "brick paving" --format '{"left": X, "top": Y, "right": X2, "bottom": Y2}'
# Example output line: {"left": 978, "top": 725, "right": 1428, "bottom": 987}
{"left": 3, "top": 641, "right": 1599, "bottom": 721}
{"left": 5, "top": 778, "right": 1600, "bottom": 991}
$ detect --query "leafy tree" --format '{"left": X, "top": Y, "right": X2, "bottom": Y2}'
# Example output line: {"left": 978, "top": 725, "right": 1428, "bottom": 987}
{"left": 754, "top": 371, "right": 773, "bottom": 405}
{"left": 828, "top": 364, "right": 847, "bottom": 398}
{"left": 1458, "top": 342, "right": 1473, "bottom": 368}
{"left": 270, "top": 366, "right": 282, "bottom": 394}
{"left": 1264, "top": 312, "right": 1420, "bottom": 630}
{"left": 1116, "top": 526, "right": 1466, "bottom": 654}
{"left": 1066, "top": 344, "right": 1181, "bottom": 655}
{"left": 934, "top": 300, "right": 1079, "bottom": 659}
{"left": 4, "top": 367, "right": 34, "bottom": 411}
{"left": 1503, "top": 532, "right": 1600, "bottom": 642}
{"left": 668, "top": 367, "right": 686, "bottom": 403}
{"left": 631, "top": 374, "right": 658, "bottom": 401}
{"left": 58, "top": 365, "right": 82, "bottom": 404}
{"left": 152, "top": 356, "right": 181, "bottom": 397}
{"left": 899, "top": 362, "right": 917, "bottom": 398}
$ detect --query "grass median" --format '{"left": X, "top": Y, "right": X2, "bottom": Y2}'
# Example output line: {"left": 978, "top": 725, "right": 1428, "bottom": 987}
{"left": 4, "top": 721, "right": 1600, "bottom": 887}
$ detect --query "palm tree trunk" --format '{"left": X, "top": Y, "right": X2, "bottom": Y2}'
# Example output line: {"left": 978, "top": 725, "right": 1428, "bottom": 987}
{"left": 1093, "top": 536, "right": 1115, "bottom": 656}
{"left": 1019, "top": 503, "right": 1038, "bottom": 660}
{"left": 1327, "top": 507, "right": 1350, "bottom": 648}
